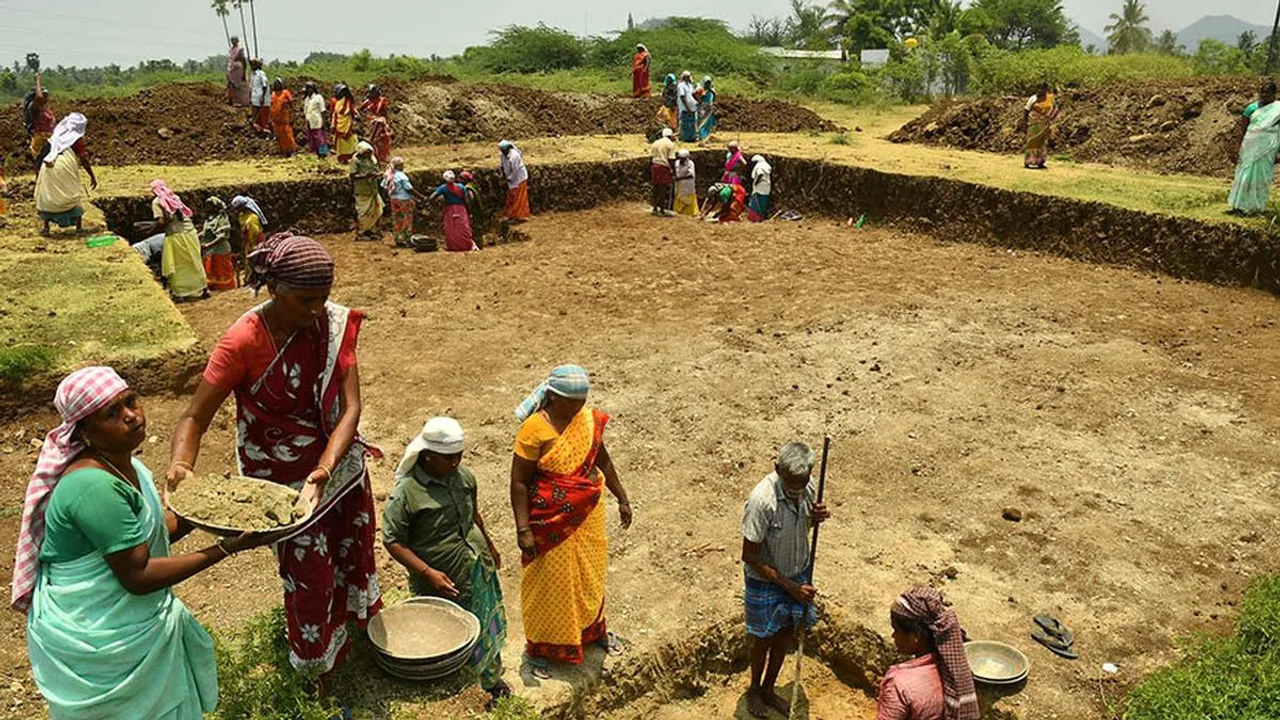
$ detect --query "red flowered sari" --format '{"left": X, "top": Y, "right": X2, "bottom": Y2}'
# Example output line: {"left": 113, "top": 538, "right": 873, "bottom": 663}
{"left": 232, "top": 301, "right": 382, "bottom": 675}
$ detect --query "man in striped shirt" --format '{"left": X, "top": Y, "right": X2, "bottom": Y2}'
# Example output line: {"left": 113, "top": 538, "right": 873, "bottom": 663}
{"left": 740, "top": 441, "right": 830, "bottom": 718}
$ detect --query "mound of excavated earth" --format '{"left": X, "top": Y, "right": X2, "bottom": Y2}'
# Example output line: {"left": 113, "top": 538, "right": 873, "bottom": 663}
{"left": 889, "top": 77, "right": 1258, "bottom": 178}
{"left": 1, "top": 77, "right": 836, "bottom": 168}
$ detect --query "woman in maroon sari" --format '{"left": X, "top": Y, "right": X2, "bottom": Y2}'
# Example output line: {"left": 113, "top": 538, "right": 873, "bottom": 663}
{"left": 167, "top": 232, "right": 381, "bottom": 682}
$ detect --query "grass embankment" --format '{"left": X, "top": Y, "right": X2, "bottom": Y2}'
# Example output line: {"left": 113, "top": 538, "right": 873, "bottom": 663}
{"left": 1123, "top": 575, "right": 1280, "bottom": 719}
{"left": 0, "top": 227, "right": 194, "bottom": 384}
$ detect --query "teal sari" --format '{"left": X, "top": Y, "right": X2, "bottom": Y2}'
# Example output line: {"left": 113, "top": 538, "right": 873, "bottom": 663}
{"left": 27, "top": 461, "right": 217, "bottom": 720}
{"left": 1229, "top": 101, "right": 1280, "bottom": 215}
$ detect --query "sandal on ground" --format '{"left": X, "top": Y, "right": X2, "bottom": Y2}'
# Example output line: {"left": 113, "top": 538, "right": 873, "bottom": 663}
{"left": 1033, "top": 614, "right": 1074, "bottom": 647}
{"left": 1032, "top": 627, "right": 1078, "bottom": 659}
{"left": 597, "top": 631, "right": 628, "bottom": 656}
{"left": 526, "top": 656, "right": 551, "bottom": 680}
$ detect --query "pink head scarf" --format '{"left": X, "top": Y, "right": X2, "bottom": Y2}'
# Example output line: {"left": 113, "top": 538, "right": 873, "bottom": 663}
{"left": 891, "top": 586, "right": 980, "bottom": 720}
{"left": 11, "top": 367, "right": 129, "bottom": 612}
{"left": 150, "top": 179, "right": 193, "bottom": 219}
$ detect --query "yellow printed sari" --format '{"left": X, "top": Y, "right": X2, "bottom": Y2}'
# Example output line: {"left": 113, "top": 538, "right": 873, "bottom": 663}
{"left": 514, "top": 407, "right": 610, "bottom": 664}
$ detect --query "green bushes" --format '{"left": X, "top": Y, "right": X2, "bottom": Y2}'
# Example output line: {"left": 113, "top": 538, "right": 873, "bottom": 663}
{"left": 465, "top": 24, "right": 587, "bottom": 74}
{"left": 590, "top": 18, "right": 777, "bottom": 85}
{"left": 967, "top": 45, "right": 1194, "bottom": 95}
{"left": 1123, "top": 575, "right": 1280, "bottom": 720}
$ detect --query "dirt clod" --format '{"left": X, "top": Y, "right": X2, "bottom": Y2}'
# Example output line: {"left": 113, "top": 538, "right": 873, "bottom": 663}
{"left": 1002, "top": 507, "right": 1024, "bottom": 522}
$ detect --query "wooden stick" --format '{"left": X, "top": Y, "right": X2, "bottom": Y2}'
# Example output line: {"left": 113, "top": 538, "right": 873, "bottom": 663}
{"left": 789, "top": 435, "right": 831, "bottom": 720}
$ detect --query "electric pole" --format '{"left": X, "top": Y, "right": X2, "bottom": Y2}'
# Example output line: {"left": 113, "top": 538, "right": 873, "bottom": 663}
{"left": 1269, "top": 0, "right": 1280, "bottom": 73}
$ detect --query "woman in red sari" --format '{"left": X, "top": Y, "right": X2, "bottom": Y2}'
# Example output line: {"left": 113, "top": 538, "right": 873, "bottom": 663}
{"left": 167, "top": 233, "right": 381, "bottom": 684}
{"left": 360, "top": 84, "right": 392, "bottom": 164}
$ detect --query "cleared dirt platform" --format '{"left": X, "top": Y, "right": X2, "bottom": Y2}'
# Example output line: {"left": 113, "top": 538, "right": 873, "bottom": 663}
{"left": 2, "top": 206, "right": 1279, "bottom": 718}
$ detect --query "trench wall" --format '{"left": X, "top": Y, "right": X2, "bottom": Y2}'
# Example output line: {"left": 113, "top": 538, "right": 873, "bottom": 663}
{"left": 95, "top": 153, "right": 1277, "bottom": 292}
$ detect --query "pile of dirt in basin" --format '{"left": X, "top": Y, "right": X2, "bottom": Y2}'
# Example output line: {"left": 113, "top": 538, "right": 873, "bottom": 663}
{"left": 169, "top": 473, "right": 305, "bottom": 532}
{"left": 2, "top": 76, "right": 836, "bottom": 168}
{"left": 888, "top": 77, "right": 1259, "bottom": 178}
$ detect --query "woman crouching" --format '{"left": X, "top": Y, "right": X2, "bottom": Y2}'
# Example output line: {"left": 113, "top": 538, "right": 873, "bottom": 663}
{"left": 876, "top": 586, "right": 980, "bottom": 720}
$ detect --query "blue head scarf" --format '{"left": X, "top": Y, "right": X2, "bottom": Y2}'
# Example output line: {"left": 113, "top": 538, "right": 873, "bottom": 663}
{"left": 514, "top": 365, "right": 591, "bottom": 422}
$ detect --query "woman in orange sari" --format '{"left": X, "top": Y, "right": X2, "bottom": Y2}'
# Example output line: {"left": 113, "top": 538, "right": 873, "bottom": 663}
{"left": 631, "top": 44, "right": 650, "bottom": 98}
{"left": 510, "top": 365, "right": 632, "bottom": 672}
{"left": 269, "top": 78, "right": 297, "bottom": 156}
{"left": 360, "top": 84, "right": 392, "bottom": 164}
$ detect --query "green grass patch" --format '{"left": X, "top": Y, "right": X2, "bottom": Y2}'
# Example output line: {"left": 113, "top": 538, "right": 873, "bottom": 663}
{"left": 0, "top": 243, "right": 193, "bottom": 369}
{"left": 1124, "top": 576, "right": 1280, "bottom": 719}
{"left": 210, "top": 607, "right": 339, "bottom": 720}
{"left": 0, "top": 345, "right": 57, "bottom": 383}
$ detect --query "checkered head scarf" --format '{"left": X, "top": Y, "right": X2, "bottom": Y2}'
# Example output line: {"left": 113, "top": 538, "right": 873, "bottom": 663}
{"left": 891, "top": 586, "right": 979, "bottom": 720}
{"left": 12, "top": 367, "right": 129, "bottom": 612}
{"left": 246, "top": 231, "right": 334, "bottom": 293}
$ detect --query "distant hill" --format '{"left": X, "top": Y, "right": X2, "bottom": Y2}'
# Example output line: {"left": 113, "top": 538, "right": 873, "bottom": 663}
{"left": 1176, "top": 15, "right": 1271, "bottom": 51}
{"left": 1075, "top": 26, "right": 1106, "bottom": 54}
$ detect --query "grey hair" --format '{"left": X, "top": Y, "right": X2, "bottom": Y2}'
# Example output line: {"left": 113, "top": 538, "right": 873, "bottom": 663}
{"left": 777, "top": 441, "right": 815, "bottom": 478}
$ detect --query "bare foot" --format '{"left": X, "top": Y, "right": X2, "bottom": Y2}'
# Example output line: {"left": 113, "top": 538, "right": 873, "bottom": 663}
{"left": 746, "top": 688, "right": 770, "bottom": 718}
{"left": 763, "top": 688, "right": 791, "bottom": 717}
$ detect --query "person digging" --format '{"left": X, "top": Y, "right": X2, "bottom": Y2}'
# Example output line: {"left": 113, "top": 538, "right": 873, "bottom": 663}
{"left": 740, "top": 441, "right": 831, "bottom": 718}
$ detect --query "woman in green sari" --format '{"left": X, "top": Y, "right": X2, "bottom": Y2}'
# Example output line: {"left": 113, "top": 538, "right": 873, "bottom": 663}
{"left": 1229, "top": 80, "right": 1280, "bottom": 216}
{"left": 350, "top": 141, "right": 384, "bottom": 240}
{"left": 13, "top": 367, "right": 277, "bottom": 720}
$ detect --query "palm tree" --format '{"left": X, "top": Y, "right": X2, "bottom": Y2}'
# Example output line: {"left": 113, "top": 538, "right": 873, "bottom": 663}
{"left": 1104, "top": 0, "right": 1152, "bottom": 54}
{"left": 927, "top": 0, "right": 964, "bottom": 38}
{"left": 211, "top": 0, "right": 231, "bottom": 44}
{"left": 232, "top": 0, "right": 250, "bottom": 58}
{"left": 789, "top": 0, "right": 830, "bottom": 49}
{"left": 248, "top": 0, "right": 259, "bottom": 59}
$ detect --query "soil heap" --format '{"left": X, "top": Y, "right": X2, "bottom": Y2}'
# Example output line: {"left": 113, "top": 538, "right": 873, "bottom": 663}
{"left": 888, "top": 77, "right": 1259, "bottom": 178}
{"left": 2, "top": 77, "right": 837, "bottom": 168}
{"left": 169, "top": 473, "right": 305, "bottom": 532}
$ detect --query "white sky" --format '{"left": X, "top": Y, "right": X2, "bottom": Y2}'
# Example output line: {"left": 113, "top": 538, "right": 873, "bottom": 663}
{"left": 0, "top": 0, "right": 1273, "bottom": 69}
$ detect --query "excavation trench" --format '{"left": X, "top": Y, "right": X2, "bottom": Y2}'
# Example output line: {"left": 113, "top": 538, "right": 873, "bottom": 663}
{"left": 4, "top": 154, "right": 1267, "bottom": 420}
{"left": 96, "top": 153, "right": 1279, "bottom": 291}
{"left": 527, "top": 600, "right": 1020, "bottom": 720}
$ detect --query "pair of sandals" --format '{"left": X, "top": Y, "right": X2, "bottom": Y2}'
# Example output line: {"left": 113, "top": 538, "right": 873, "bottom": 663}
{"left": 1031, "top": 614, "right": 1077, "bottom": 659}
{"left": 526, "top": 632, "right": 628, "bottom": 679}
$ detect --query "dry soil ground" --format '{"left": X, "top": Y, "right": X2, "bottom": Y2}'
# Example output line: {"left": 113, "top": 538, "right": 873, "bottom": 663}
{"left": 2, "top": 205, "right": 1280, "bottom": 718}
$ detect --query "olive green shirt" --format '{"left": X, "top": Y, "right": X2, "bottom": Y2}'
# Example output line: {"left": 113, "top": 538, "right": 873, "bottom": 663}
{"left": 381, "top": 464, "right": 492, "bottom": 604}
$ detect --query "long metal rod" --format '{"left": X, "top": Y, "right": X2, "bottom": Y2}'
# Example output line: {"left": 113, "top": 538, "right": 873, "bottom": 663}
{"left": 789, "top": 434, "right": 831, "bottom": 720}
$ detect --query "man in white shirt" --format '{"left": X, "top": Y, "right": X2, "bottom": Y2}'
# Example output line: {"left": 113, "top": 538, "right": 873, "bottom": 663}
{"left": 676, "top": 71, "right": 698, "bottom": 142}
{"left": 748, "top": 155, "right": 772, "bottom": 222}
{"left": 649, "top": 128, "right": 676, "bottom": 215}
{"left": 498, "top": 140, "right": 531, "bottom": 222}
{"left": 741, "top": 441, "right": 830, "bottom": 719}
{"left": 302, "top": 82, "right": 328, "bottom": 158}
{"left": 249, "top": 58, "right": 269, "bottom": 133}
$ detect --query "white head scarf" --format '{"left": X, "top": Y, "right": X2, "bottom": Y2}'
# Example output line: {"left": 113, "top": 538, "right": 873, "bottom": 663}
{"left": 443, "top": 170, "right": 456, "bottom": 183}
{"left": 661, "top": 128, "right": 673, "bottom": 138}
{"left": 356, "top": 140, "right": 374, "bottom": 156}
{"left": 45, "top": 113, "right": 87, "bottom": 165}
{"left": 395, "top": 417, "right": 466, "bottom": 480}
